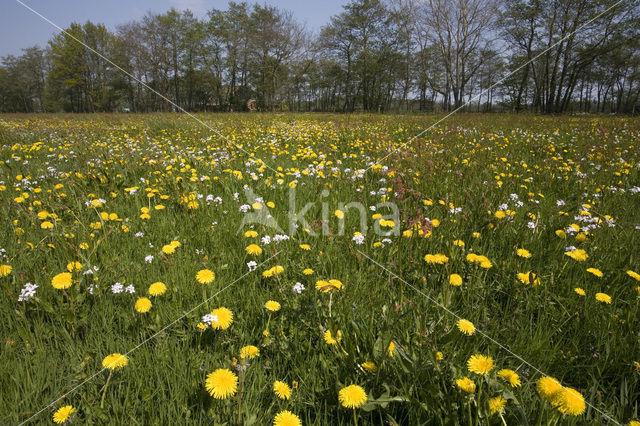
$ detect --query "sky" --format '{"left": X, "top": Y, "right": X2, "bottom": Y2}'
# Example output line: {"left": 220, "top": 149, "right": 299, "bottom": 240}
{"left": 1, "top": 0, "right": 347, "bottom": 57}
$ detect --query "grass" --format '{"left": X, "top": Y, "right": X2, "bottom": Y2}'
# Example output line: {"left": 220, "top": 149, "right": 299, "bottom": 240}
{"left": 0, "top": 112, "right": 639, "bottom": 425}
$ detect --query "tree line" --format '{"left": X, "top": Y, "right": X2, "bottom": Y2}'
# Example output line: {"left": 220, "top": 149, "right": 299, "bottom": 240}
{"left": 1, "top": 0, "right": 638, "bottom": 114}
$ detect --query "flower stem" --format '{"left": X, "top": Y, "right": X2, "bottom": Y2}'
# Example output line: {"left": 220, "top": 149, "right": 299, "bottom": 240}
{"left": 100, "top": 370, "right": 113, "bottom": 409}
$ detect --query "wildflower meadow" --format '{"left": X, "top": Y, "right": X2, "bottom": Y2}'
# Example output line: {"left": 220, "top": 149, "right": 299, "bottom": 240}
{"left": 1, "top": 113, "right": 639, "bottom": 425}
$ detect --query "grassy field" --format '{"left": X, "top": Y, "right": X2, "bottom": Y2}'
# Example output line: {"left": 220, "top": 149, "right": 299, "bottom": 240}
{"left": 0, "top": 113, "right": 639, "bottom": 425}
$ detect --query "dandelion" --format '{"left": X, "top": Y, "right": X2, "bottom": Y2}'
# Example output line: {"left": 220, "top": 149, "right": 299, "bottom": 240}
{"left": 135, "top": 297, "right": 152, "bottom": 313}
{"left": 196, "top": 269, "right": 215, "bottom": 284}
{"left": 565, "top": 249, "right": 588, "bottom": 261}
{"left": 324, "top": 329, "right": 342, "bottom": 345}
{"left": 489, "top": 396, "right": 507, "bottom": 415}
{"left": 516, "top": 248, "right": 531, "bottom": 258}
{"left": 586, "top": 268, "right": 603, "bottom": 277}
{"left": 334, "top": 209, "right": 345, "bottom": 219}
{"left": 262, "top": 265, "right": 284, "bottom": 278}
{"left": 0, "top": 264, "right": 12, "bottom": 277}
{"left": 66, "top": 261, "right": 82, "bottom": 272}
{"left": 246, "top": 244, "right": 262, "bottom": 255}
{"left": 161, "top": 244, "right": 175, "bottom": 254}
{"left": 388, "top": 341, "right": 395, "bottom": 357}
{"left": 424, "top": 254, "right": 449, "bottom": 264}
{"left": 497, "top": 369, "right": 521, "bottom": 387}
{"left": 574, "top": 287, "right": 586, "bottom": 296}
{"left": 361, "top": 361, "right": 376, "bottom": 372}
{"left": 273, "top": 410, "right": 302, "bottom": 426}
{"left": 627, "top": 270, "right": 640, "bottom": 281}
{"left": 51, "top": 272, "right": 73, "bottom": 290}
{"left": 316, "top": 279, "right": 343, "bottom": 292}
{"left": 205, "top": 368, "right": 238, "bottom": 399}
{"left": 244, "top": 230, "right": 258, "bottom": 238}
{"left": 467, "top": 354, "right": 494, "bottom": 375}
{"left": 536, "top": 376, "right": 563, "bottom": 403}
{"left": 338, "top": 385, "right": 367, "bottom": 409}
{"left": 595, "top": 292, "right": 612, "bottom": 304}
{"left": 265, "top": 300, "right": 281, "bottom": 312}
{"left": 210, "top": 307, "right": 233, "bottom": 330}
{"left": 239, "top": 345, "right": 260, "bottom": 360}
{"left": 456, "top": 377, "right": 476, "bottom": 393}
{"left": 299, "top": 244, "right": 311, "bottom": 250}
{"left": 148, "top": 282, "right": 167, "bottom": 296}
{"left": 457, "top": 319, "right": 476, "bottom": 336}
{"left": 273, "top": 380, "right": 292, "bottom": 400}
{"left": 556, "top": 387, "right": 586, "bottom": 416}
{"left": 52, "top": 405, "right": 76, "bottom": 424}
{"left": 102, "top": 353, "right": 129, "bottom": 370}
{"left": 302, "top": 268, "right": 314, "bottom": 275}
{"left": 449, "top": 273, "right": 463, "bottom": 286}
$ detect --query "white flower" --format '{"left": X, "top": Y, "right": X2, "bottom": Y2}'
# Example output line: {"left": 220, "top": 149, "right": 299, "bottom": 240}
{"left": 239, "top": 204, "right": 250, "bottom": 213}
{"left": 111, "top": 282, "right": 124, "bottom": 293}
{"left": 556, "top": 200, "right": 566, "bottom": 206}
{"left": 18, "top": 282, "right": 38, "bottom": 301}
{"left": 135, "top": 232, "right": 144, "bottom": 238}
{"left": 498, "top": 203, "right": 509, "bottom": 211}
{"left": 247, "top": 261, "right": 257, "bottom": 271}
{"left": 292, "top": 282, "right": 305, "bottom": 294}
{"left": 352, "top": 234, "right": 365, "bottom": 245}
{"left": 144, "top": 255, "right": 154, "bottom": 263}
{"left": 125, "top": 285, "right": 135, "bottom": 294}
{"left": 527, "top": 221, "right": 537, "bottom": 229}
{"left": 261, "top": 235, "right": 271, "bottom": 245}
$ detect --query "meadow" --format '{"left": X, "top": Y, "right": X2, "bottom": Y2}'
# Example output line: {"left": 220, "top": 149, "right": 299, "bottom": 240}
{"left": 0, "top": 113, "right": 639, "bottom": 425}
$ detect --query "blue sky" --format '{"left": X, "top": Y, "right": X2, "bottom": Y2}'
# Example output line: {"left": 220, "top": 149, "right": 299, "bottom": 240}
{"left": 1, "top": 0, "right": 347, "bottom": 57}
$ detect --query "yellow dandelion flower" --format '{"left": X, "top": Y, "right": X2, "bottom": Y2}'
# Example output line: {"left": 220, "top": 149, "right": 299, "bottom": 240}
{"left": 303, "top": 268, "right": 314, "bottom": 275}
{"left": 449, "top": 274, "right": 463, "bottom": 286}
{"left": 246, "top": 244, "right": 262, "bottom": 256}
{"left": 586, "top": 268, "right": 603, "bottom": 277}
{"left": 361, "top": 361, "right": 376, "bottom": 372}
{"left": 210, "top": 307, "right": 233, "bottom": 330}
{"left": 273, "top": 410, "right": 302, "bottom": 426}
{"left": 497, "top": 369, "right": 521, "bottom": 387}
{"left": 489, "top": 396, "right": 507, "bottom": 415}
{"left": 574, "top": 287, "right": 586, "bottom": 296}
{"left": 265, "top": 300, "right": 281, "bottom": 312}
{"left": 536, "top": 377, "right": 563, "bottom": 403}
{"left": 565, "top": 249, "right": 588, "bottom": 261}
{"left": 0, "top": 264, "right": 12, "bottom": 277}
{"left": 626, "top": 270, "right": 640, "bottom": 281}
{"left": 457, "top": 319, "right": 476, "bottom": 336}
{"left": 239, "top": 345, "right": 260, "bottom": 359}
{"left": 148, "top": 282, "right": 167, "bottom": 296}
{"left": 273, "top": 380, "right": 292, "bottom": 400}
{"left": 161, "top": 244, "right": 175, "bottom": 255}
{"left": 456, "top": 377, "right": 476, "bottom": 393}
{"left": 134, "top": 297, "right": 152, "bottom": 313}
{"left": 53, "top": 405, "right": 76, "bottom": 424}
{"left": 388, "top": 341, "right": 395, "bottom": 357}
{"left": 517, "top": 248, "right": 531, "bottom": 258}
{"left": 467, "top": 354, "right": 494, "bottom": 375}
{"left": 244, "top": 230, "right": 258, "bottom": 238}
{"left": 334, "top": 210, "right": 344, "bottom": 219}
{"left": 102, "top": 353, "right": 129, "bottom": 370}
{"left": 51, "top": 272, "right": 73, "bottom": 290}
{"left": 556, "top": 387, "right": 586, "bottom": 416}
{"left": 196, "top": 269, "right": 215, "bottom": 284}
{"left": 424, "top": 254, "right": 449, "bottom": 264}
{"left": 316, "top": 279, "right": 342, "bottom": 292}
{"left": 338, "top": 385, "right": 367, "bottom": 409}
{"left": 66, "top": 261, "right": 82, "bottom": 272}
{"left": 324, "top": 329, "right": 342, "bottom": 345}
{"left": 205, "top": 368, "right": 238, "bottom": 399}
{"left": 595, "top": 292, "right": 612, "bottom": 304}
